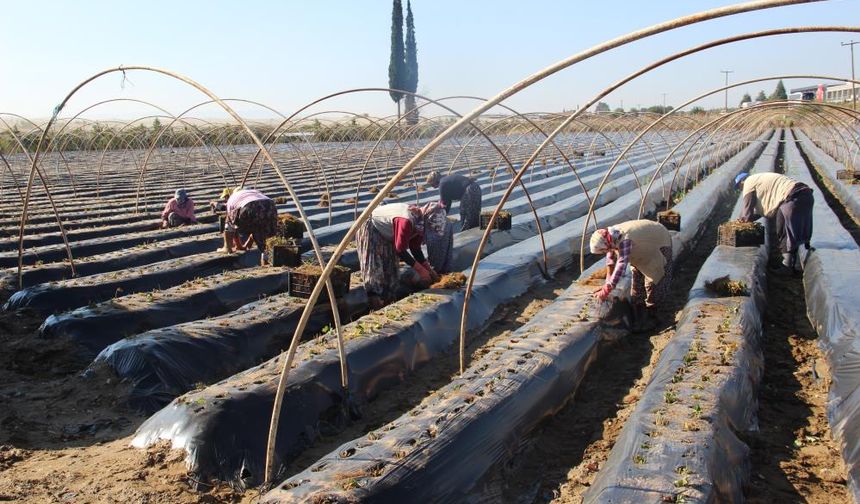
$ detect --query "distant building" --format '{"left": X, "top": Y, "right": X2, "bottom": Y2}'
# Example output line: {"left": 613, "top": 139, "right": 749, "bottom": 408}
{"left": 789, "top": 83, "right": 858, "bottom": 103}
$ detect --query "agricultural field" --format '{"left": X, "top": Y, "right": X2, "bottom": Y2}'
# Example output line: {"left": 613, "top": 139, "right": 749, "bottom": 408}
{"left": 2, "top": 2, "right": 860, "bottom": 503}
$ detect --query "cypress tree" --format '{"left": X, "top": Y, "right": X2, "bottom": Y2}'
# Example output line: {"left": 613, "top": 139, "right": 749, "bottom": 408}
{"left": 388, "top": 0, "right": 405, "bottom": 117}
{"left": 403, "top": 0, "right": 419, "bottom": 125}
{"left": 769, "top": 80, "right": 787, "bottom": 101}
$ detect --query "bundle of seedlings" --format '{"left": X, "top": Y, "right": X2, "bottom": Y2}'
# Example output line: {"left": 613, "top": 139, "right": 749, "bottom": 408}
{"left": 266, "top": 236, "right": 301, "bottom": 267}
{"left": 717, "top": 220, "right": 764, "bottom": 247}
{"left": 288, "top": 262, "right": 351, "bottom": 301}
{"left": 657, "top": 209, "right": 681, "bottom": 231}
{"left": 480, "top": 210, "right": 512, "bottom": 231}
{"left": 276, "top": 213, "right": 305, "bottom": 240}
{"left": 704, "top": 275, "right": 749, "bottom": 297}
{"left": 430, "top": 272, "right": 467, "bottom": 289}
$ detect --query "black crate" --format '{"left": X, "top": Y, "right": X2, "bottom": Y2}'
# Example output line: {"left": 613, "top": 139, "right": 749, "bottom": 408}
{"left": 836, "top": 169, "right": 860, "bottom": 182}
{"left": 657, "top": 210, "right": 681, "bottom": 231}
{"left": 288, "top": 266, "right": 351, "bottom": 302}
{"left": 718, "top": 221, "right": 764, "bottom": 247}
{"left": 269, "top": 241, "right": 301, "bottom": 267}
{"left": 480, "top": 211, "right": 512, "bottom": 231}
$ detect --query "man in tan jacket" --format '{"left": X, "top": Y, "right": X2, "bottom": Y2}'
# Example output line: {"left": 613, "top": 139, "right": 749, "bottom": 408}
{"left": 735, "top": 172, "right": 814, "bottom": 274}
{"left": 590, "top": 220, "right": 675, "bottom": 332}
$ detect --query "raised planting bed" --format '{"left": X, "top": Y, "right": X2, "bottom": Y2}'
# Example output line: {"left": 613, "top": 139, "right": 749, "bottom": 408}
{"left": 267, "top": 237, "right": 301, "bottom": 267}
{"left": 263, "top": 269, "right": 631, "bottom": 503}
{"left": 288, "top": 263, "right": 351, "bottom": 301}
{"left": 657, "top": 209, "right": 681, "bottom": 231}
{"left": 126, "top": 142, "right": 751, "bottom": 488}
{"left": 90, "top": 285, "right": 368, "bottom": 412}
{"left": 38, "top": 266, "right": 291, "bottom": 359}
{"left": 479, "top": 211, "right": 512, "bottom": 231}
{"left": 585, "top": 236, "right": 768, "bottom": 503}
{"left": 3, "top": 250, "right": 248, "bottom": 317}
{"left": 260, "top": 141, "right": 759, "bottom": 501}
{"left": 717, "top": 221, "right": 764, "bottom": 247}
{"left": 0, "top": 233, "right": 228, "bottom": 295}
{"left": 0, "top": 221, "right": 219, "bottom": 268}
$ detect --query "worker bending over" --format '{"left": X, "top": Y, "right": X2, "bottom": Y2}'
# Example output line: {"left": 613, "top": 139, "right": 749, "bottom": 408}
{"left": 590, "top": 219, "right": 675, "bottom": 332}
{"left": 426, "top": 171, "right": 482, "bottom": 230}
{"left": 735, "top": 172, "right": 814, "bottom": 274}
{"left": 356, "top": 202, "right": 448, "bottom": 309}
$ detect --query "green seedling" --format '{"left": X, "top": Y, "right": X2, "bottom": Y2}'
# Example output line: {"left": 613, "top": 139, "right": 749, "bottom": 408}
{"left": 664, "top": 391, "right": 679, "bottom": 404}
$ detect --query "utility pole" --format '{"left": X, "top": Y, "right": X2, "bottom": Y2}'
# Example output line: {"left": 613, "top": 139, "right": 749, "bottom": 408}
{"left": 842, "top": 40, "right": 858, "bottom": 110}
{"left": 661, "top": 93, "right": 667, "bottom": 110}
{"left": 720, "top": 70, "right": 734, "bottom": 112}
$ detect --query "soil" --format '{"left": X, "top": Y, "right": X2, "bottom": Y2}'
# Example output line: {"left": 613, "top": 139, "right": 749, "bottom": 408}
{"left": 742, "top": 261, "right": 849, "bottom": 503}
{"left": 494, "top": 192, "right": 733, "bottom": 504}
{"left": 0, "top": 307, "right": 255, "bottom": 503}
{"left": 429, "top": 272, "right": 467, "bottom": 289}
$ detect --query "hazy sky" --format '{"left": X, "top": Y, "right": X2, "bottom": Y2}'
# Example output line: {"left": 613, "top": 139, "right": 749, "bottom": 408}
{"left": 0, "top": 0, "right": 857, "bottom": 121}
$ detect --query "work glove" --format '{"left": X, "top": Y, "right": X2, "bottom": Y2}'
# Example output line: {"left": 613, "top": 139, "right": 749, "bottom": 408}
{"left": 593, "top": 283, "right": 613, "bottom": 302}
{"left": 412, "top": 262, "right": 433, "bottom": 284}
{"left": 421, "top": 261, "right": 440, "bottom": 282}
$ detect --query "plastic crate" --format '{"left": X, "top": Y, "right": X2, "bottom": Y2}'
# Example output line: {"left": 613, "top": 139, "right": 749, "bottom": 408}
{"left": 288, "top": 265, "right": 351, "bottom": 302}
{"left": 718, "top": 221, "right": 764, "bottom": 247}
{"left": 657, "top": 210, "right": 681, "bottom": 231}
{"left": 268, "top": 240, "right": 301, "bottom": 267}
{"left": 479, "top": 211, "right": 512, "bottom": 231}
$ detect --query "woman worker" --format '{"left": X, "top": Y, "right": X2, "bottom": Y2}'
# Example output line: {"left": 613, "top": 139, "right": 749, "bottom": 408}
{"left": 589, "top": 219, "right": 675, "bottom": 332}
{"left": 217, "top": 187, "right": 278, "bottom": 266}
{"left": 356, "top": 201, "right": 448, "bottom": 309}
{"left": 425, "top": 170, "right": 482, "bottom": 230}
{"left": 161, "top": 189, "right": 197, "bottom": 228}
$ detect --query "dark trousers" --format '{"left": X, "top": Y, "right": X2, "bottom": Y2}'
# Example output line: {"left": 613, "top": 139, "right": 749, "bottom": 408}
{"left": 776, "top": 186, "right": 814, "bottom": 254}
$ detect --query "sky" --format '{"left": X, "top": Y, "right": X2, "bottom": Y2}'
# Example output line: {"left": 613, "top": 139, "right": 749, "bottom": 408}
{"left": 0, "top": 0, "right": 857, "bottom": 122}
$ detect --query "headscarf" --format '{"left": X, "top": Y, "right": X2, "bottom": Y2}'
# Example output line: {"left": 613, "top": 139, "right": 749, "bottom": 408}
{"left": 406, "top": 204, "right": 426, "bottom": 236}
{"left": 734, "top": 172, "right": 749, "bottom": 188}
{"left": 589, "top": 227, "right": 621, "bottom": 254}
{"left": 421, "top": 201, "right": 448, "bottom": 237}
{"left": 175, "top": 188, "right": 188, "bottom": 205}
{"left": 425, "top": 170, "right": 441, "bottom": 188}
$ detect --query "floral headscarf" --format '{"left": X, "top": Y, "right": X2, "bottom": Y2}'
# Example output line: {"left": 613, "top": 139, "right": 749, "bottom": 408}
{"left": 421, "top": 201, "right": 448, "bottom": 237}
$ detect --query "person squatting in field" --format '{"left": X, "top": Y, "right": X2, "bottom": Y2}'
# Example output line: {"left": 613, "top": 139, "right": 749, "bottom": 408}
{"left": 356, "top": 201, "right": 451, "bottom": 309}
{"left": 161, "top": 189, "right": 197, "bottom": 228}
{"left": 735, "top": 171, "right": 814, "bottom": 275}
{"left": 425, "top": 170, "right": 483, "bottom": 231}
{"left": 590, "top": 219, "right": 675, "bottom": 332}
{"left": 217, "top": 187, "right": 278, "bottom": 266}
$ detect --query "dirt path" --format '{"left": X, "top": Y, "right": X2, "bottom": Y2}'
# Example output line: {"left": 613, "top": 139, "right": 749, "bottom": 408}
{"left": 491, "top": 205, "right": 731, "bottom": 504}
{"left": 742, "top": 264, "right": 848, "bottom": 503}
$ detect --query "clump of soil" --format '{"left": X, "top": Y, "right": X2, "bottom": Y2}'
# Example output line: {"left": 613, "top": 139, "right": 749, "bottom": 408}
{"left": 344, "top": 198, "right": 357, "bottom": 205}
{"left": 367, "top": 185, "right": 379, "bottom": 194}
{"left": 318, "top": 193, "right": 331, "bottom": 207}
{"left": 579, "top": 266, "right": 609, "bottom": 287}
{"left": 383, "top": 192, "right": 399, "bottom": 199}
{"left": 705, "top": 275, "right": 749, "bottom": 297}
{"left": 273, "top": 195, "right": 288, "bottom": 204}
{"left": 430, "top": 272, "right": 467, "bottom": 289}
